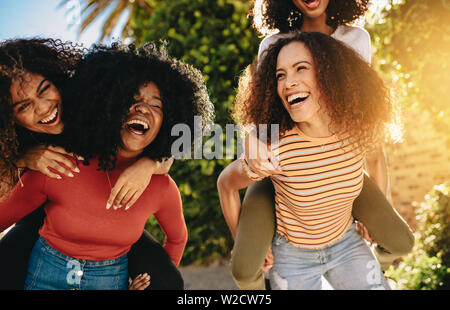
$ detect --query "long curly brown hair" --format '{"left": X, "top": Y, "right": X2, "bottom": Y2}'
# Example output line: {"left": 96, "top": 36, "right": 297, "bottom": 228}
{"left": 0, "top": 38, "right": 84, "bottom": 195}
{"left": 233, "top": 32, "right": 394, "bottom": 154}
{"left": 251, "top": 0, "right": 370, "bottom": 36}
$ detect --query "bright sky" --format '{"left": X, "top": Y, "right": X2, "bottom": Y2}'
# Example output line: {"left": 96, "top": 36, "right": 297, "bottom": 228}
{"left": 0, "top": 0, "right": 128, "bottom": 48}
{"left": 0, "top": 0, "right": 393, "bottom": 48}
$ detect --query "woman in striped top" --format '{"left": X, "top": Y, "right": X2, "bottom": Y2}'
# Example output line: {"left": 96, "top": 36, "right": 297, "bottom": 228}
{"left": 217, "top": 31, "right": 393, "bottom": 289}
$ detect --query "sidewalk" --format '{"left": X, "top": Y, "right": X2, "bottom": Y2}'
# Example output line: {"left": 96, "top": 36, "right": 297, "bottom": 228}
{"left": 179, "top": 260, "right": 334, "bottom": 290}
{"left": 179, "top": 261, "right": 239, "bottom": 290}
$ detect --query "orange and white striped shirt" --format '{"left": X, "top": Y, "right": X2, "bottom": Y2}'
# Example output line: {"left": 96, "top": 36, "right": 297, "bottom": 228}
{"left": 240, "top": 126, "right": 364, "bottom": 249}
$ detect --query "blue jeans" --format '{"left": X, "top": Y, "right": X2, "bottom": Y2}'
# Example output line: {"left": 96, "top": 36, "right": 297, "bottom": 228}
{"left": 25, "top": 237, "right": 129, "bottom": 290}
{"left": 269, "top": 223, "right": 390, "bottom": 290}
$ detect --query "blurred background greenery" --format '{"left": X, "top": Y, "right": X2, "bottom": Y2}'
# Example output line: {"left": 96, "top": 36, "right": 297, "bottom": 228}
{"left": 61, "top": 0, "right": 450, "bottom": 288}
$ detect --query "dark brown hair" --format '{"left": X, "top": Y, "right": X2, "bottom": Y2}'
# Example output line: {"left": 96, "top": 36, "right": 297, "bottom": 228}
{"left": 251, "top": 0, "right": 370, "bottom": 36}
{"left": 0, "top": 38, "right": 84, "bottom": 194}
{"left": 233, "top": 32, "right": 394, "bottom": 153}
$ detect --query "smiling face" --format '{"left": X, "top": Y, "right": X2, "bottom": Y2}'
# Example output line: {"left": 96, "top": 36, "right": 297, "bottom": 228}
{"left": 118, "top": 82, "right": 164, "bottom": 158}
{"left": 276, "top": 41, "right": 329, "bottom": 130}
{"left": 293, "top": 0, "right": 329, "bottom": 19}
{"left": 10, "top": 72, "right": 63, "bottom": 134}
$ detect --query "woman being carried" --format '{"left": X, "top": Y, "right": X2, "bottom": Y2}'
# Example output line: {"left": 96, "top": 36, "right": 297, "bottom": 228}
{"left": 218, "top": 31, "right": 396, "bottom": 290}
{"left": 226, "top": 0, "right": 414, "bottom": 289}
{"left": 0, "top": 42, "right": 213, "bottom": 289}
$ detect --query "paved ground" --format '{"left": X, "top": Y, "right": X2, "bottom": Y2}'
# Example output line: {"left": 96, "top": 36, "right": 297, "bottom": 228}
{"left": 179, "top": 261, "right": 239, "bottom": 290}
{"left": 179, "top": 260, "right": 334, "bottom": 290}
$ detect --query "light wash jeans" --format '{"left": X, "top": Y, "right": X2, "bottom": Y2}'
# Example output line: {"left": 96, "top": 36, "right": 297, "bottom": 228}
{"left": 25, "top": 237, "right": 129, "bottom": 290}
{"left": 269, "top": 223, "right": 390, "bottom": 290}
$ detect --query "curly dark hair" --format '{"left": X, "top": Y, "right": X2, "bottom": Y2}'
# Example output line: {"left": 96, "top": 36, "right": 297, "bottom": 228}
{"left": 61, "top": 42, "right": 214, "bottom": 171}
{"left": 233, "top": 32, "right": 394, "bottom": 153}
{"left": 251, "top": 0, "right": 370, "bottom": 36}
{"left": 0, "top": 38, "right": 84, "bottom": 193}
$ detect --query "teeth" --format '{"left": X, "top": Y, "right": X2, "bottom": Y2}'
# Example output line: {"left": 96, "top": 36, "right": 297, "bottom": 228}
{"left": 40, "top": 108, "right": 58, "bottom": 124}
{"left": 126, "top": 119, "right": 149, "bottom": 130}
{"left": 287, "top": 92, "right": 309, "bottom": 103}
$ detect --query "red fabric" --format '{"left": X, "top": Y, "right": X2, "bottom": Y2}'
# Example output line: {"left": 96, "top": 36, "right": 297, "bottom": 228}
{"left": 0, "top": 156, "right": 187, "bottom": 265}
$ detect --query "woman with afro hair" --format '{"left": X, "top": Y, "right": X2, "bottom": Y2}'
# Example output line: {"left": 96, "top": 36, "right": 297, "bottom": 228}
{"left": 222, "top": 0, "right": 414, "bottom": 290}
{"left": 219, "top": 31, "right": 395, "bottom": 290}
{"left": 0, "top": 39, "right": 213, "bottom": 289}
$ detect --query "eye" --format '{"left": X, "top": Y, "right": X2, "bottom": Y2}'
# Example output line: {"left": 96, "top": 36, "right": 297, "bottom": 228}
{"left": 276, "top": 72, "right": 285, "bottom": 80}
{"left": 17, "top": 102, "right": 31, "bottom": 113}
{"left": 39, "top": 84, "right": 50, "bottom": 95}
{"left": 297, "top": 65, "right": 307, "bottom": 72}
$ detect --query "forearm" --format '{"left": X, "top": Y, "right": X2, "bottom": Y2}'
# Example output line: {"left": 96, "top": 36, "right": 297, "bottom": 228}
{"left": 217, "top": 179, "right": 242, "bottom": 239}
{"left": 365, "top": 148, "right": 389, "bottom": 196}
{"left": 163, "top": 229, "right": 188, "bottom": 266}
{"left": 217, "top": 160, "right": 256, "bottom": 239}
{"left": 0, "top": 172, "right": 46, "bottom": 232}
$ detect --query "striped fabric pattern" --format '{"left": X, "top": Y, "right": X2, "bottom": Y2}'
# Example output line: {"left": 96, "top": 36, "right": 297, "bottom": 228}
{"left": 241, "top": 127, "right": 364, "bottom": 249}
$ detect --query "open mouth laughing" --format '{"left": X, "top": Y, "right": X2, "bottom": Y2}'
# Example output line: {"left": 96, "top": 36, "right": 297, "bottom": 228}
{"left": 38, "top": 106, "right": 59, "bottom": 125}
{"left": 287, "top": 92, "right": 310, "bottom": 107}
{"left": 125, "top": 118, "right": 150, "bottom": 136}
{"left": 302, "top": 0, "right": 321, "bottom": 9}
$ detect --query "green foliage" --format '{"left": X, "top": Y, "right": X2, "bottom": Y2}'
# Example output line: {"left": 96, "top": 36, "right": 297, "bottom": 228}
{"left": 416, "top": 184, "right": 450, "bottom": 266}
{"left": 132, "top": 0, "right": 260, "bottom": 265}
{"left": 386, "top": 184, "right": 450, "bottom": 289}
{"left": 366, "top": 0, "right": 450, "bottom": 136}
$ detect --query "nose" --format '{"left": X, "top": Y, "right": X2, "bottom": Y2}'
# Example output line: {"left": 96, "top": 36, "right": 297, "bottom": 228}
{"left": 34, "top": 98, "right": 52, "bottom": 116}
{"left": 133, "top": 103, "right": 151, "bottom": 114}
{"left": 286, "top": 76, "right": 298, "bottom": 89}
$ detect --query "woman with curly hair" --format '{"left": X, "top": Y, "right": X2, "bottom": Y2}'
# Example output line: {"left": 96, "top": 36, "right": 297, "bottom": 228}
{"left": 218, "top": 31, "right": 393, "bottom": 290}
{"left": 223, "top": 0, "right": 414, "bottom": 289}
{"left": 0, "top": 41, "right": 213, "bottom": 289}
{"left": 0, "top": 38, "right": 209, "bottom": 289}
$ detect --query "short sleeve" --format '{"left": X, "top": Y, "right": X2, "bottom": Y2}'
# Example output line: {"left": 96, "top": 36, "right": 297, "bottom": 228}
{"left": 239, "top": 154, "right": 265, "bottom": 182}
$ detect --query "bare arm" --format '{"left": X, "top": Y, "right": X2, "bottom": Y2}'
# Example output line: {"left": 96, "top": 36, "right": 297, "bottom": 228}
{"left": 217, "top": 160, "right": 257, "bottom": 239}
{"left": 15, "top": 145, "right": 82, "bottom": 179}
{"left": 108, "top": 157, "right": 173, "bottom": 210}
{"left": 364, "top": 146, "right": 389, "bottom": 197}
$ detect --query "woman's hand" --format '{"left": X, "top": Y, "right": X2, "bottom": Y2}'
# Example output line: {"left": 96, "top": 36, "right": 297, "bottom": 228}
{"left": 261, "top": 248, "right": 274, "bottom": 274}
{"left": 16, "top": 145, "right": 82, "bottom": 179}
{"left": 244, "top": 127, "right": 282, "bottom": 178}
{"left": 129, "top": 273, "right": 150, "bottom": 290}
{"left": 107, "top": 157, "right": 174, "bottom": 210}
{"left": 356, "top": 221, "right": 375, "bottom": 244}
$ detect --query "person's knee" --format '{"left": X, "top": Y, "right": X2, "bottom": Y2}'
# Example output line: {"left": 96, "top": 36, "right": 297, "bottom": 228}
{"left": 147, "top": 267, "right": 184, "bottom": 290}
{"left": 231, "top": 266, "right": 265, "bottom": 290}
{"left": 169, "top": 269, "right": 184, "bottom": 290}
{"left": 380, "top": 229, "right": 415, "bottom": 257}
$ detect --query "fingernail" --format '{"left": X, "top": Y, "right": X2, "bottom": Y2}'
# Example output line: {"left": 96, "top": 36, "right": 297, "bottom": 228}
{"left": 113, "top": 205, "right": 118, "bottom": 210}
{"left": 68, "top": 173, "right": 74, "bottom": 177}
{"left": 74, "top": 167, "right": 80, "bottom": 173}
{"left": 56, "top": 175, "right": 62, "bottom": 180}
{"left": 106, "top": 203, "right": 111, "bottom": 210}
{"left": 125, "top": 205, "right": 130, "bottom": 211}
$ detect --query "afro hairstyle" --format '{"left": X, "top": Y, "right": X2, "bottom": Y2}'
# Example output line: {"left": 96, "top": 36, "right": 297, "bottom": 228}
{"left": 61, "top": 41, "right": 214, "bottom": 171}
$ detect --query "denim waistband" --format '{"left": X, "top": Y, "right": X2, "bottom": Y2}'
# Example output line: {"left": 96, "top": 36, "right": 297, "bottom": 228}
{"left": 38, "top": 236, "right": 127, "bottom": 267}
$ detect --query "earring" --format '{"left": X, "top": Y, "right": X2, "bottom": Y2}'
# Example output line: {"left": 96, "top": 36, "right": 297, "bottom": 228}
{"left": 287, "top": 9, "right": 302, "bottom": 28}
